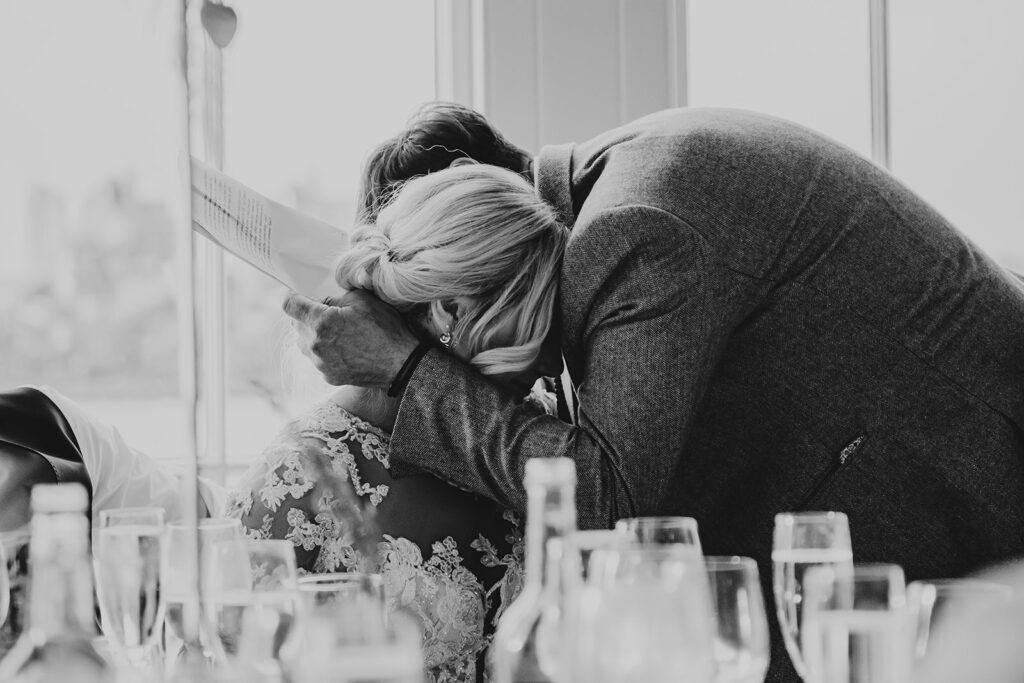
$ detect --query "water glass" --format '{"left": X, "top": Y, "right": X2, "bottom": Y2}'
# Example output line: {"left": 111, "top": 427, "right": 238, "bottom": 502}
{"left": 0, "top": 529, "right": 29, "bottom": 658}
{"left": 615, "top": 516, "right": 702, "bottom": 551}
{"left": 298, "top": 572, "right": 384, "bottom": 611}
{"left": 291, "top": 573, "right": 423, "bottom": 682}
{"left": 800, "top": 563, "right": 911, "bottom": 683}
{"left": 908, "top": 578, "right": 1013, "bottom": 659}
{"left": 0, "top": 541, "right": 8, "bottom": 628}
{"left": 772, "top": 511, "right": 853, "bottom": 680}
{"left": 572, "top": 545, "right": 716, "bottom": 683}
{"left": 566, "top": 529, "right": 626, "bottom": 582}
{"left": 706, "top": 556, "right": 770, "bottom": 683}
{"left": 206, "top": 538, "right": 301, "bottom": 675}
{"left": 164, "top": 518, "right": 243, "bottom": 664}
{"left": 94, "top": 506, "right": 166, "bottom": 668}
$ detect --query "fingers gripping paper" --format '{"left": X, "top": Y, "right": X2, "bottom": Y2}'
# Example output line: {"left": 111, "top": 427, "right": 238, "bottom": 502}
{"left": 191, "top": 157, "right": 350, "bottom": 300}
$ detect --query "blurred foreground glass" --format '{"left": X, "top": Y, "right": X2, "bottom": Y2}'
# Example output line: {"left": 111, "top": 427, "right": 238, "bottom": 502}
{"left": 207, "top": 538, "right": 301, "bottom": 677}
{"left": 571, "top": 545, "right": 716, "bottom": 683}
{"left": 0, "top": 542, "right": 8, "bottom": 628}
{"left": 800, "top": 564, "right": 911, "bottom": 683}
{"left": 94, "top": 506, "right": 166, "bottom": 669}
{"left": 908, "top": 578, "right": 1013, "bottom": 660}
{"left": 164, "top": 517, "right": 243, "bottom": 665}
{"left": 492, "top": 457, "right": 577, "bottom": 683}
{"left": 616, "top": 516, "right": 702, "bottom": 551}
{"left": 298, "top": 572, "right": 384, "bottom": 619}
{"left": 773, "top": 511, "right": 853, "bottom": 680}
{"left": 0, "top": 484, "right": 110, "bottom": 682}
{"left": 0, "top": 530, "right": 29, "bottom": 657}
{"left": 567, "top": 529, "right": 625, "bottom": 582}
{"left": 706, "top": 556, "right": 769, "bottom": 683}
{"left": 290, "top": 573, "right": 423, "bottom": 682}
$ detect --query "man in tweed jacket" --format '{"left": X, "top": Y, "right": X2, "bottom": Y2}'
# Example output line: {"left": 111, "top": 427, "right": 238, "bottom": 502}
{"left": 288, "top": 106, "right": 1024, "bottom": 682}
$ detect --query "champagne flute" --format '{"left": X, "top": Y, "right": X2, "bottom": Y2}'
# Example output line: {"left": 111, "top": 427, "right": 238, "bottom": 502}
{"left": 706, "top": 556, "right": 770, "bottom": 683}
{"left": 572, "top": 545, "right": 716, "bottom": 683}
{"left": 94, "top": 506, "right": 166, "bottom": 669}
{"left": 800, "top": 563, "right": 911, "bottom": 683}
{"left": 615, "top": 516, "right": 702, "bottom": 551}
{"left": 163, "top": 517, "right": 243, "bottom": 663}
{"left": 207, "top": 538, "right": 301, "bottom": 676}
{"left": 772, "top": 511, "right": 853, "bottom": 680}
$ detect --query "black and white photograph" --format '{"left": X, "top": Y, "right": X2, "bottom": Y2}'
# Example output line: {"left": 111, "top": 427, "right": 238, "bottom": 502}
{"left": 1, "top": 1, "right": 1023, "bottom": 682}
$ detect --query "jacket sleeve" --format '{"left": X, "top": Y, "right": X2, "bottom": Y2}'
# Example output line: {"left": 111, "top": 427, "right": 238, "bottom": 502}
{"left": 388, "top": 206, "right": 748, "bottom": 529}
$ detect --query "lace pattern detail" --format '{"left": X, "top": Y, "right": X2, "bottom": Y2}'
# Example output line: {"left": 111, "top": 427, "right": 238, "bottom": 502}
{"left": 227, "top": 398, "right": 521, "bottom": 683}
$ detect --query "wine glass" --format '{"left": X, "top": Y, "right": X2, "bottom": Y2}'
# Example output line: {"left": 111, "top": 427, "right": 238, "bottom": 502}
{"left": 163, "top": 517, "right": 243, "bottom": 665}
{"left": 572, "top": 545, "right": 716, "bottom": 683}
{"left": 94, "top": 506, "right": 166, "bottom": 669}
{"left": 706, "top": 556, "right": 770, "bottom": 683}
{"left": 800, "top": 563, "right": 912, "bottom": 683}
{"left": 206, "top": 538, "right": 301, "bottom": 676}
{"left": 772, "top": 511, "right": 853, "bottom": 680}
{"left": 615, "top": 516, "right": 702, "bottom": 551}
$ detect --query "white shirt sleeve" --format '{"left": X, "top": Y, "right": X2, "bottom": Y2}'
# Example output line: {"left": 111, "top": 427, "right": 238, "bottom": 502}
{"left": 28, "top": 385, "right": 227, "bottom": 520}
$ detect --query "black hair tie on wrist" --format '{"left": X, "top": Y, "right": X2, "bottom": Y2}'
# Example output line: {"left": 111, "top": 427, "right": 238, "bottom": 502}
{"left": 387, "top": 340, "right": 433, "bottom": 398}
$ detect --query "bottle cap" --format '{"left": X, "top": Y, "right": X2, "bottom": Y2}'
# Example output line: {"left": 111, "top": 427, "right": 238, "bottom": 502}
{"left": 524, "top": 456, "right": 576, "bottom": 486}
{"left": 30, "top": 482, "right": 89, "bottom": 514}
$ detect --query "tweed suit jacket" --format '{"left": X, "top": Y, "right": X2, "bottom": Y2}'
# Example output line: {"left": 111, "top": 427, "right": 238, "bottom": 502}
{"left": 390, "top": 108, "right": 1024, "bottom": 680}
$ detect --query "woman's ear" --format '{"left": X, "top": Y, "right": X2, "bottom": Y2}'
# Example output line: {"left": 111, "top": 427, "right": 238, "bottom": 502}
{"left": 439, "top": 296, "right": 475, "bottom": 324}
{"left": 449, "top": 156, "right": 477, "bottom": 169}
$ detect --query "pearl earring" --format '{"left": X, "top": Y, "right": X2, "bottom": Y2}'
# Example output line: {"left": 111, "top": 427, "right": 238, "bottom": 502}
{"left": 439, "top": 328, "right": 453, "bottom": 349}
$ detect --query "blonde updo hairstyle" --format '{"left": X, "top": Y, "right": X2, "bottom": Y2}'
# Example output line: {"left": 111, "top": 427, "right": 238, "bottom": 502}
{"left": 335, "top": 164, "right": 567, "bottom": 377}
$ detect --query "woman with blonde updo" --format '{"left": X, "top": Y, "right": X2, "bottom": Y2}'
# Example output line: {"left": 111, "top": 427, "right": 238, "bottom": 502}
{"left": 224, "top": 162, "right": 568, "bottom": 683}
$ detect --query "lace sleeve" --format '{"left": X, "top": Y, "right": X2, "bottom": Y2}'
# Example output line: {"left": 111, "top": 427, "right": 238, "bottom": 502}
{"left": 224, "top": 424, "right": 355, "bottom": 573}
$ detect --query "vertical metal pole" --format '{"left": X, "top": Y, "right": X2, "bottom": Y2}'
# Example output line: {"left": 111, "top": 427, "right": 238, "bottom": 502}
{"left": 176, "top": 0, "right": 204, "bottom": 655}
{"left": 200, "top": 24, "right": 227, "bottom": 486}
{"left": 869, "top": 0, "right": 892, "bottom": 169}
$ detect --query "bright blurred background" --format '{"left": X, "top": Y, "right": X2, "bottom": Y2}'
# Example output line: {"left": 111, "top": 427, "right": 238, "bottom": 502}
{"left": 1, "top": 0, "right": 1021, "bottom": 482}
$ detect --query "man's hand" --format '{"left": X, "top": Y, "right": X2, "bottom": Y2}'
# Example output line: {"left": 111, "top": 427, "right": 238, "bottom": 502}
{"left": 283, "top": 290, "right": 420, "bottom": 388}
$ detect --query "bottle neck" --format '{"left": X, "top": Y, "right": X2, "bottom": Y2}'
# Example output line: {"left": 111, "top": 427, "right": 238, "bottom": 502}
{"left": 26, "top": 512, "right": 96, "bottom": 639}
{"left": 523, "top": 479, "right": 576, "bottom": 590}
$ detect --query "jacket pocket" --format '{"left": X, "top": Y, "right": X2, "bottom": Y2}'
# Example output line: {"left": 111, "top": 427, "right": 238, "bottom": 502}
{"left": 795, "top": 435, "right": 866, "bottom": 511}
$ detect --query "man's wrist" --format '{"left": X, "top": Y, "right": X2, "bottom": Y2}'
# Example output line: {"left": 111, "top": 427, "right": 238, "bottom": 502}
{"left": 387, "top": 340, "right": 433, "bottom": 398}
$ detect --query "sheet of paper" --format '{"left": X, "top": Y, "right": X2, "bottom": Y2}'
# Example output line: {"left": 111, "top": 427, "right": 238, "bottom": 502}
{"left": 190, "top": 157, "right": 349, "bottom": 300}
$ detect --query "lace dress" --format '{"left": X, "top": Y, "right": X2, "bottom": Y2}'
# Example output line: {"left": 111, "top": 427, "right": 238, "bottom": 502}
{"left": 224, "top": 399, "right": 523, "bottom": 683}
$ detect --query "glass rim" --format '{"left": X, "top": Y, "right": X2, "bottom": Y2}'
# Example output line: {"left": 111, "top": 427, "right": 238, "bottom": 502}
{"left": 774, "top": 510, "right": 849, "bottom": 525}
{"left": 908, "top": 578, "right": 1014, "bottom": 597}
{"left": 297, "top": 572, "right": 383, "bottom": 590}
{"left": 704, "top": 555, "right": 758, "bottom": 571}
{"left": 615, "top": 515, "right": 699, "bottom": 529}
{"left": 803, "top": 562, "right": 905, "bottom": 587}
{"left": 98, "top": 506, "right": 166, "bottom": 521}
{"left": 590, "top": 543, "right": 704, "bottom": 562}
{"left": 568, "top": 529, "right": 625, "bottom": 547}
{"left": 167, "top": 517, "right": 243, "bottom": 530}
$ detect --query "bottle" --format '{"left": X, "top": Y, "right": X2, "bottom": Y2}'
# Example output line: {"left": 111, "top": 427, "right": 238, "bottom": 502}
{"left": 491, "top": 457, "right": 577, "bottom": 683}
{"left": 0, "top": 483, "right": 112, "bottom": 682}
